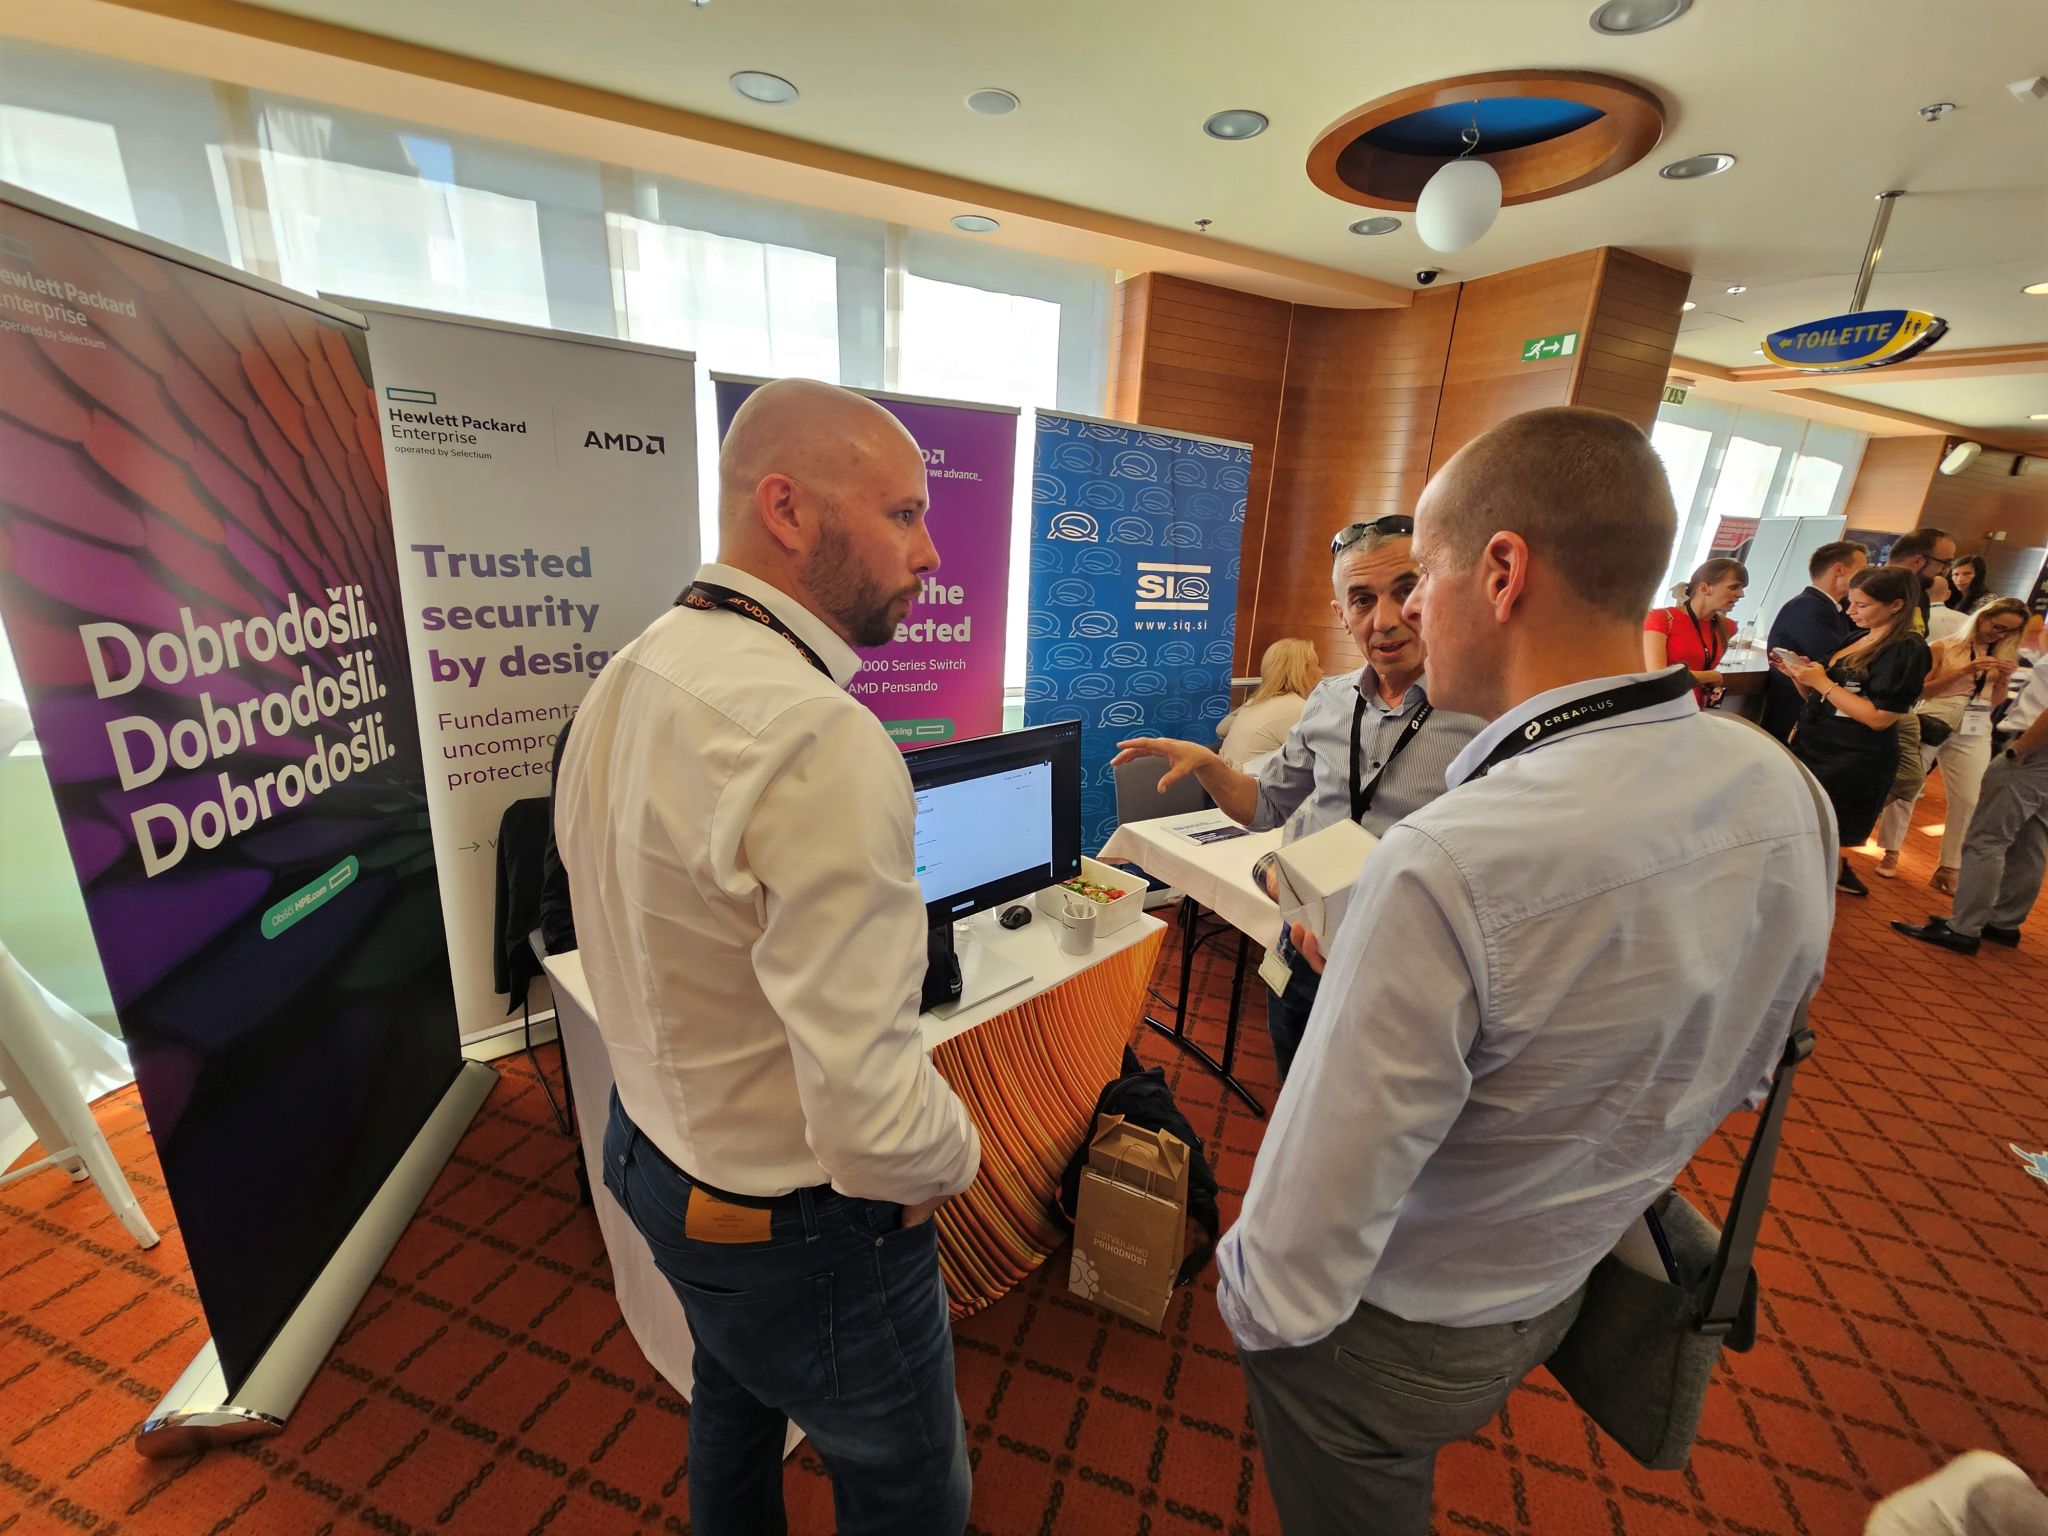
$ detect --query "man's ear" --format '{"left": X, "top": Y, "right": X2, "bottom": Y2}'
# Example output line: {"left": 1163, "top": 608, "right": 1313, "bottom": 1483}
{"left": 754, "top": 473, "right": 806, "bottom": 555}
{"left": 1481, "top": 531, "right": 1532, "bottom": 624}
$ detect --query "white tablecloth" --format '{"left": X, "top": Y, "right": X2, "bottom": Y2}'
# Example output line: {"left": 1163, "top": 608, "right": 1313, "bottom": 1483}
{"left": 1098, "top": 811, "right": 1284, "bottom": 950}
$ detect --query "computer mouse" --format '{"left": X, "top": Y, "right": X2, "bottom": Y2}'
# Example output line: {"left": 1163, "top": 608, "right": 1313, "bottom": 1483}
{"left": 998, "top": 905, "right": 1033, "bottom": 930}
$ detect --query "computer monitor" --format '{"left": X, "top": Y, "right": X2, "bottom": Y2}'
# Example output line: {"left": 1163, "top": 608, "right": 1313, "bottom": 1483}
{"left": 906, "top": 721, "right": 1082, "bottom": 1012}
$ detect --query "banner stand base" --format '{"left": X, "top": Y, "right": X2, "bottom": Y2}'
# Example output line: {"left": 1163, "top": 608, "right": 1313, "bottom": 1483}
{"left": 136, "top": 1060, "right": 498, "bottom": 1458}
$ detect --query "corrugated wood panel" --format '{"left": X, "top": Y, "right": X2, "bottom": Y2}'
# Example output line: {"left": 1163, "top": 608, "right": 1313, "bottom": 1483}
{"left": 1920, "top": 447, "right": 2048, "bottom": 555}
{"left": 1840, "top": 436, "right": 1945, "bottom": 534}
{"left": 1428, "top": 252, "right": 1601, "bottom": 473}
{"left": 1569, "top": 249, "right": 1687, "bottom": 430}
{"left": 1247, "top": 292, "right": 1456, "bottom": 667}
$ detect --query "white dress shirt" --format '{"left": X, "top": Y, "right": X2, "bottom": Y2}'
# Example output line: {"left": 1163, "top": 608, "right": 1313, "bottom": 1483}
{"left": 555, "top": 563, "right": 980, "bottom": 1204}
{"left": 1216, "top": 669, "right": 1835, "bottom": 1349}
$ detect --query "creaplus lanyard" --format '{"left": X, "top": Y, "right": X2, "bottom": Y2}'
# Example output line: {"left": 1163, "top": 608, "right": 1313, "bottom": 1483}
{"left": 1467, "top": 668, "right": 1697, "bottom": 782}
{"left": 678, "top": 581, "right": 833, "bottom": 682}
{"left": 1350, "top": 695, "right": 1433, "bottom": 822}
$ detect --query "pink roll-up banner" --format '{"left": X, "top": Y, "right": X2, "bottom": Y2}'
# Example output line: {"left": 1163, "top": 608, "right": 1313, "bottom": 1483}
{"left": 712, "top": 375, "right": 1014, "bottom": 747}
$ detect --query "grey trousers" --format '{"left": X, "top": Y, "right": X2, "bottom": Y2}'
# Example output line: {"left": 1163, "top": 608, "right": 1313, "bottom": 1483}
{"left": 1950, "top": 748, "right": 2048, "bottom": 937}
{"left": 1238, "top": 1288, "right": 1586, "bottom": 1536}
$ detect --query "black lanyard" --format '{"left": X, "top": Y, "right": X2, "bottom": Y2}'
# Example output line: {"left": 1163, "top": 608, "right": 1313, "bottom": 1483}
{"left": 1968, "top": 645, "right": 1989, "bottom": 702}
{"left": 1467, "top": 668, "right": 1696, "bottom": 782}
{"left": 1350, "top": 693, "right": 1433, "bottom": 822}
{"left": 1684, "top": 606, "right": 1725, "bottom": 670}
{"left": 678, "top": 581, "right": 833, "bottom": 681}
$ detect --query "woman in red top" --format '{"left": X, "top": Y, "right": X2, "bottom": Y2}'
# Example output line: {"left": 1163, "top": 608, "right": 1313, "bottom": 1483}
{"left": 1643, "top": 558, "right": 1748, "bottom": 705}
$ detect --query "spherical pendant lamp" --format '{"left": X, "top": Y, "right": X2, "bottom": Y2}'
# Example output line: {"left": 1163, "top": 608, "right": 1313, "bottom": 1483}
{"left": 1415, "top": 157, "right": 1502, "bottom": 253}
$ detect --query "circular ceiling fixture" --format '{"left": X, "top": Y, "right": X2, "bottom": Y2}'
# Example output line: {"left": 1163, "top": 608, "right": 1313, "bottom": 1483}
{"left": 950, "top": 214, "right": 1000, "bottom": 233}
{"left": 1919, "top": 101, "right": 1956, "bottom": 122}
{"left": 967, "top": 88, "right": 1020, "bottom": 116}
{"left": 1307, "top": 71, "right": 1665, "bottom": 221}
{"left": 1416, "top": 159, "right": 1502, "bottom": 253}
{"left": 1349, "top": 216, "right": 1403, "bottom": 235}
{"left": 2033, "top": 413, "right": 2048, "bottom": 421}
{"left": 2024, "top": 281, "right": 2048, "bottom": 296}
{"left": 1681, "top": 300, "right": 1697, "bottom": 310}
{"left": 1589, "top": 0, "right": 1691, "bottom": 34}
{"left": 1726, "top": 284, "right": 1748, "bottom": 294}
{"left": 1203, "top": 109, "right": 1269, "bottom": 141}
{"left": 730, "top": 71, "right": 798, "bottom": 104}
{"left": 1659, "top": 152, "right": 1736, "bottom": 180}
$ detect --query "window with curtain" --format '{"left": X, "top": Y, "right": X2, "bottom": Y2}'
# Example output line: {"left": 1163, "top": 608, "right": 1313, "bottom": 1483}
{"left": 898, "top": 274, "right": 1062, "bottom": 693}
{"left": 611, "top": 213, "right": 841, "bottom": 379}
{"left": 0, "top": 103, "right": 135, "bottom": 227}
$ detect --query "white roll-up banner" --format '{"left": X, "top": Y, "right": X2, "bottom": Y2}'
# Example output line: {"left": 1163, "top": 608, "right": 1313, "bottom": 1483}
{"left": 346, "top": 301, "right": 699, "bottom": 1043}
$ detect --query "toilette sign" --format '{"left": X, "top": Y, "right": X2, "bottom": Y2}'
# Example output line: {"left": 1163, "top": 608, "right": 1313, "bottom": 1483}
{"left": 1763, "top": 308, "right": 1948, "bottom": 372}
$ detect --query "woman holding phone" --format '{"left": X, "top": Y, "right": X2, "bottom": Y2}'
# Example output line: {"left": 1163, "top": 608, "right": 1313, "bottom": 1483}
{"left": 1779, "top": 566, "right": 1933, "bottom": 897}
{"left": 1874, "top": 598, "right": 2029, "bottom": 890}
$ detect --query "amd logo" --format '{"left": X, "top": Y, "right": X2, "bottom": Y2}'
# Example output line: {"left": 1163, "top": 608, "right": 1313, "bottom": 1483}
{"left": 1135, "top": 561, "right": 1211, "bottom": 612}
{"left": 921, "top": 448, "right": 948, "bottom": 466}
{"left": 584, "top": 430, "right": 667, "bottom": 455}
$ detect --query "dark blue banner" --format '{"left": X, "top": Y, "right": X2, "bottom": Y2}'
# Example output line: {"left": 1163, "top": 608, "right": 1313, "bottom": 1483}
{"left": 1024, "top": 413, "right": 1248, "bottom": 852}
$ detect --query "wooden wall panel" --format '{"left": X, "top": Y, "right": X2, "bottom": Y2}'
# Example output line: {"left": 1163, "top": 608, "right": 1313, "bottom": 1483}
{"left": 1920, "top": 448, "right": 2048, "bottom": 559}
{"left": 1572, "top": 249, "right": 1689, "bottom": 429}
{"left": 1252, "top": 292, "right": 1457, "bottom": 671}
{"left": 1839, "top": 436, "right": 1944, "bottom": 534}
{"left": 1106, "top": 274, "right": 1292, "bottom": 672}
{"left": 1427, "top": 251, "right": 1602, "bottom": 475}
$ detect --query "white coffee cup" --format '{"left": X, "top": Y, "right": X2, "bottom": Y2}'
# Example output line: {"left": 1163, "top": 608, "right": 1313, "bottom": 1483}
{"left": 1060, "top": 893, "right": 1098, "bottom": 955}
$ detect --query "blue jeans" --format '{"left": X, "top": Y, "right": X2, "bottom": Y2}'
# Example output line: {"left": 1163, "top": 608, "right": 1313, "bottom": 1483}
{"left": 602, "top": 1094, "right": 971, "bottom": 1536}
{"left": 1264, "top": 928, "right": 1320, "bottom": 1084}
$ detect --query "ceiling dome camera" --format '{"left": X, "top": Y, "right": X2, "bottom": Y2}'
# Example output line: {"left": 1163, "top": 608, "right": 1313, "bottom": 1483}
{"left": 1416, "top": 268, "right": 1442, "bottom": 285}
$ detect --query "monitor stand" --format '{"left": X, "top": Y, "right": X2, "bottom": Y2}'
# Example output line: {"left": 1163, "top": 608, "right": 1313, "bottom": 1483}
{"left": 922, "top": 918, "right": 1030, "bottom": 1019}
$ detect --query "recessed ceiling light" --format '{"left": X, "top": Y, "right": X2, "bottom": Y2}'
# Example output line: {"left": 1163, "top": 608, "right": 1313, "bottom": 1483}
{"left": 1754, "top": 349, "right": 1766, "bottom": 356}
{"left": 1681, "top": 300, "right": 1697, "bottom": 311}
{"left": 1589, "top": 0, "right": 1691, "bottom": 35}
{"left": 1202, "top": 109, "right": 1269, "bottom": 141}
{"left": 951, "top": 214, "right": 1000, "bottom": 234}
{"left": 2025, "top": 282, "right": 2048, "bottom": 296}
{"left": 1726, "top": 284, "right": 1748, "bottom": 295}
{"left": 966, "top": 88, "right": 1020, "bottom": 116}
{"left": 1659, "top": 152, "right": 1736, "bottom": 180}
{"left": 1919, "top": 101, "right": 1956, "bottom": 122}
{"left": 1348, "top": 216, "right": 1402, "bottom": 236}
{"left": 730, "top": 71, "right": 797, "bottom": 105}
{"left": 2033, "top": 413, "right": 2048, "bottom": 421}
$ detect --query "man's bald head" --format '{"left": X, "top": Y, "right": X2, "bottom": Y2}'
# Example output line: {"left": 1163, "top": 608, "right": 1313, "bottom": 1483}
{"left": 1420, "top": 407, "right": 1674, "bottom": 620}
{"left": 719, "top": 378, "right": 925, "bottom": 546}
{"left": 713, "top": 377, "right": 939, "bottom": 649}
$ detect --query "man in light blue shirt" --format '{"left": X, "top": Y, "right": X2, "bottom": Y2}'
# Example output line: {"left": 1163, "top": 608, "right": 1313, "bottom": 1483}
{"left": 1217, "top": 407, "right": 1834, "bottom": 1534}
{"left": 1112, "top": 521, "right": 1480, "bottom": 1079}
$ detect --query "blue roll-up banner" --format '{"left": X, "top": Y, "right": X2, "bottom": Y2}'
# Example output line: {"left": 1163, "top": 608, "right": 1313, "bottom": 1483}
{"left": 1024, "top": 412, "right": 1249, "bottom": 852}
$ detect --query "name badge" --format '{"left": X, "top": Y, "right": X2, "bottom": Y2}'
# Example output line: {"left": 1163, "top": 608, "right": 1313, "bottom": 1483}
{"left": 1259, "top": 946, "right": 1294, "bottom": 997}
{"left": 1832, "top": 680, "right": 1864, "bottom": 719}
{"left": 1959, "top": 704, "right": 1992, "bottom": 739}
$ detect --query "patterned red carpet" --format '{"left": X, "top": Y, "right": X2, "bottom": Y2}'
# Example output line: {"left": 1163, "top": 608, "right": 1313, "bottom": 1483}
{"left": 2, "top": 780, "right": 2044, "bottom": 1535}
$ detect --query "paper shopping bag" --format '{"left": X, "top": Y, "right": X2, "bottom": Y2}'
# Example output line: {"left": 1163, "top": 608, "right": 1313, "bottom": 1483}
{"left": 1069, "top": 1115, "right": 1189, "bottom": 1332}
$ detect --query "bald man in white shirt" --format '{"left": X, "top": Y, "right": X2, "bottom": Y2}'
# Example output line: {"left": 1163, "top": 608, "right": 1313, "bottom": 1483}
{"left": 557, "top": 379, "right": 979, "bottom": 1536}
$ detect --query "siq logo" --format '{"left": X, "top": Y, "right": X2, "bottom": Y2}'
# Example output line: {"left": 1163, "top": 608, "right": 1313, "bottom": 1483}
{"left": 584, "top": 429, "right": 667, "bottom": 455}
{"left": 1134, "top": 561, "right": 1211, "bottom": 612}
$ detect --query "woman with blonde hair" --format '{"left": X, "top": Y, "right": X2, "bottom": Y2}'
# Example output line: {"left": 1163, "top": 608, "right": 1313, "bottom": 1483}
{"left": 1216, "top": 638, "right": 1321, "bottom": 769}
{"left": 1875, "top": 597, "right": 2030, "bottom": 890}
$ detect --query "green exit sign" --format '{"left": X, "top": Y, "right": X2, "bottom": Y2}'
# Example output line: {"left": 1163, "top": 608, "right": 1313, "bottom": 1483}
{"left": 1663, "top": 383, "right": 1690, "bottom": 406}
{"left": 1520, "top": 331, "right": 1579, "bottom": 362}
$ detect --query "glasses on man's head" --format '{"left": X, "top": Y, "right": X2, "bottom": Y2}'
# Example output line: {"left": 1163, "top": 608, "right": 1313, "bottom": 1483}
{"left": 1331, "top": 515, "right": 1415, "bottom": 555}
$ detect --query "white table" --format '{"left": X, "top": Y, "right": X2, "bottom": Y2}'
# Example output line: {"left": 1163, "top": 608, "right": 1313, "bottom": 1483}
{"left": 544, "top": 904, "right": 1165, "bottom": 1412}
{"left": 1098, "top": 810, "right": 1282, "bottom": 1115}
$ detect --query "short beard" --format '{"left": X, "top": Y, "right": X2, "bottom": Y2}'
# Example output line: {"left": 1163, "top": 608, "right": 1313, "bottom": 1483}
{"left": 805, "top": 515, "right": 902, "bottom": 648}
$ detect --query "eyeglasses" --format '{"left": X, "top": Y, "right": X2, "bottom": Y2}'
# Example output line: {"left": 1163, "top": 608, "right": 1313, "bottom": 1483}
{"left": 1331, "top": 515, "right": 1415, "bottom": 555}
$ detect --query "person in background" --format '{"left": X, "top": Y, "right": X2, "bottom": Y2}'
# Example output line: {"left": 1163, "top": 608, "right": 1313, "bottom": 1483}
{"left": 1779, "top": 566, "right": 1932, "bottom": 897}
{"left": 1215, "top": 638, "right": 1322, "bottom": 770}
{"left": 1218, "top": 407, "right": 1832, "bottom": 1536}
{"left": 1764, "top": 541, "right": 1867, "bottom": 741}
{"left": 1885, "top": 527, "right": 1957, "bottom": 634}
{"left": 1892, "top": 618, "right": 2048, "bottom": 955}
{"left": 1643, "top": 557, "right": 1747, "bottom": 705}
{"left": 1110, "top": 517, "right": 1481, "bottom": 1083}
{"left": 1947, "top": 554, "right": 1994, "bottom": 615}
{"left": 1925, "top": 570, "right": 1970, "bottom": 641}
{"left": 1875, "top": 599, "right": 2028, "bottom": 891}
{"left": 556, "top": 379, "right": 979, "bottom": 1536}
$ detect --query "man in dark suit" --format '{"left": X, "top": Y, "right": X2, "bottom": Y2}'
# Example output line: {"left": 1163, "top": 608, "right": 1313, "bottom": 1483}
{"left": 1763, "top": 539, "right": 1868, "bottom": 741}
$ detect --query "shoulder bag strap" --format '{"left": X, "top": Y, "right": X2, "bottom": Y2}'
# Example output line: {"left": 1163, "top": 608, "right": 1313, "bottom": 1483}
{"left": 1698, "top": 757, "right": 1830, "bottom": 1332}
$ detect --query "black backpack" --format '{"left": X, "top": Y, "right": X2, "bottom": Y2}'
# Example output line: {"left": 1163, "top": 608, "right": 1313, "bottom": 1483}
{"left": 1052, "top": 1047, "right": 1222, "bottom": 1287}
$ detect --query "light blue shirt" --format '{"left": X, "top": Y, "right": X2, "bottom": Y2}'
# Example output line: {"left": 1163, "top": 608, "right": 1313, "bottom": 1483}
{"left": 1216, "top": 670, "right": 1836, "bottom": 1347}
{"left": 1248, "top": 668, "right": 1482, "bottom": 843}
